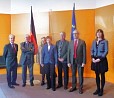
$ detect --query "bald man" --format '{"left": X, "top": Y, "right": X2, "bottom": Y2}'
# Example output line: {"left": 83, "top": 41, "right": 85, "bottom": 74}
{"left": 20, "top": 34, "right": 35, "bottom": 87}
{"left": 3, "top": 34, "right": 19, "bottom": 88}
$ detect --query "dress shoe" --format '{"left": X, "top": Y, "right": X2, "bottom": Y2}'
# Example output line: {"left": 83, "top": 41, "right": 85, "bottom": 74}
{"left": 64, "top": 86, "right": 68, "bottom": 90}
{"left": 52, "top": 88, "right": 56, "bottom": 91}
{"left": 79, "top": 89, "right": 83, "bottom": 94}
{"left": 12, "top": 83, "right": 19, "bottom": 86}
{"left": 93, "top": 90, "right": 100, "bottom": 95}
{"left": 69, "top": 87, "right": 77, "bottom": 92}
{"left": 56, "top": 85, "right": 63, "bottom": 88}
{"left": 41, "top": 81, "right": 45, "bottom": 86}
{"left": 8, "top": 85, "right": 15, "bottom": 89}
{"left": 98, "top": 90, "right": 103, "bottom": 96}
{"left": 46, "top": 87, "right": 51, "bottom": 89}
{"left": 22, "top": 84, "right": 26, "bottom": 87}
{"left": 30, "top": 82, "right": 34, "bottom": 86}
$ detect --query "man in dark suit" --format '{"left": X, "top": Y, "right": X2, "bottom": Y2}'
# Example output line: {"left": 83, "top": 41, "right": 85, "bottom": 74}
{"left": 67, "top": 30, "right": 86, "bottom": 94}
{"left": 3, "top": 34, "right": 19, "bottom": 88}
{"left": 20, "top": 34, "right": 34, "bottom": 87}
{"left": 56, "top": 32, "right": 69, "bottom": 90}
{"left": 41, "top": 36, "right": 57, "bottom": 91}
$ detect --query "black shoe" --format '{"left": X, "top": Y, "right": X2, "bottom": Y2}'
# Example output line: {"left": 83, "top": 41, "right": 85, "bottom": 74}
{"left": 56, "top": 85, "right": 63, "bottom": 88}
{"left": 12, "top": 83, "right": 19, "bottom": 86}
{"left": 46, "top": 87, "right": 51, "bottom": 89}
{"left": 69, "top": 87, "right": 77, "bottom": 92}
{"left": 93, "top": 90, "right": 100, "bottom": 95}
{"left": 30, "top": 82, "right": 34, "bottom": 86}
{"left": 22, "top": 83, "right": 26, "bottom": 87}
{"left": 98, "top": 90, "right": 103, "bottom": 96}
{"left": 52, "top": 88, "right": 56, "bottom": 91}
{"left": 8, "top": 85, "right": 15, "bottom": 89}
{"left": 79, "top": 88, "right": 83, "bottom": 94}
{"left": 41, "top": 81, "right": 45, "bottom": 86}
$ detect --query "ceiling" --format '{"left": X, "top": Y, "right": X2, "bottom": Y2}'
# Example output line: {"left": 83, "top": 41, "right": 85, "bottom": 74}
{"left": 0, "top": 0, "right": 114, "bottom": 14}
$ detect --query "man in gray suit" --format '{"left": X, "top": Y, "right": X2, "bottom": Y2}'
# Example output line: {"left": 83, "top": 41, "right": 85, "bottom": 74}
{"left": 20, "top": 34, "right": 34, "bottom": 87}
{"left": 67, "top": 30, "right": 86, "bottom": 94}
{"left": 56, "top": 32, "right": 69, "bottom": 90}
{"left": 3, "top": 34, "right": 19, "bottom": 88}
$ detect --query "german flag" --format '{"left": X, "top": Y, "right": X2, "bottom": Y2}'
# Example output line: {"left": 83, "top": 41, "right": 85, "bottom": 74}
{"left": 30, "top": 6, "right": 38, "bottom": 55}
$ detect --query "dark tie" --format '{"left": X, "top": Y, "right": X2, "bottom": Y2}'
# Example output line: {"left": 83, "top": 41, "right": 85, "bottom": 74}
{"left": 12, "top": 44, "right": 16, "bottom": 52}
{"left": 74, "top": 40, "right": 77, "bottom": 58}
{"left": 58, "top": 41, "right": 63, "bottom": 57}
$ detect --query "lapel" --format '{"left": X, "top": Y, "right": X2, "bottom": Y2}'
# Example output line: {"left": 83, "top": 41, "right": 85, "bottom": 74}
{"left": 77, "top": 39, "right": 81, "bottom": 50}
{"left": 9, "top": 43, "right": 13, "bottom": 50}
{"left": 49, "top": 44, "right": 53, "bottom": 52}
{"left": 71, "top": 41, "right": 74, "bottom": 53}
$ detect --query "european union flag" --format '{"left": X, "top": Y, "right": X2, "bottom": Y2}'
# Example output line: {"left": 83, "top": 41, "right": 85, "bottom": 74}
{"left": 71, "top": 3, "right": 76, "bottom": 40}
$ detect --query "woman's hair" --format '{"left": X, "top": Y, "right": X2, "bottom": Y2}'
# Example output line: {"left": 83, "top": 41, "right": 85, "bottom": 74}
{"left": 96, "top": 29, "right": 105, "bottom": 40}
{"left": 46, "top": 36, "right": 52, "bottom": 40}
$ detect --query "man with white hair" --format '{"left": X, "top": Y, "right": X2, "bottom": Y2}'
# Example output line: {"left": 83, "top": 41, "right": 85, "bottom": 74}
{"left": 3, "top": 34, "right": 19, "bottom": 88}
{"left": 20, "top": 34, "right": 35, "bottom": 87}
{"left": 67, "top": 29, "right": 86, "bottom": 94}
{"left": 56, "top": 32, "right": 69, "bottom": 90}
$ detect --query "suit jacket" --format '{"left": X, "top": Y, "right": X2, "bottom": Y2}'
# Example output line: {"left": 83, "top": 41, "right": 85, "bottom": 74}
{"left": 3, "top": 43, "right": 18, "bottom": 68}
{"left": 56, "top": 40, "right": 69, "bottom": 63}
{"left": 41, "top": 44, "right": 57, "bottom": 65}
{"left": 67, "top": 39, "right": 86, "bottom": 65}
{"left": 91, "top": 39, "right": 108, "bottom": 59}
{"left": 19, "top": 42, "right": 34, "bottom": 65}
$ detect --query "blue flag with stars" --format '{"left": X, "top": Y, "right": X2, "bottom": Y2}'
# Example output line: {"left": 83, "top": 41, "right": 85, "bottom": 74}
{"left": 71, "top": 3, "right": 76, "bottom": 40}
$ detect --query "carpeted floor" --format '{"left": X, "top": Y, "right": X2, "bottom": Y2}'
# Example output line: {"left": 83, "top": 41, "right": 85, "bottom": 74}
{"left": 0, "top": 74, "right": 114, "bottom": 98}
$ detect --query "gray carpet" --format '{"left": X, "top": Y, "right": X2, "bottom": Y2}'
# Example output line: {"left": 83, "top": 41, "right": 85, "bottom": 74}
{"left": 0, "top": 74, "right": 114, "bottom": 98}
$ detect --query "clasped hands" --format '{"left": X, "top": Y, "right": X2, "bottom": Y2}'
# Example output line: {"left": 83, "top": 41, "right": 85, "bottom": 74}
{"left": 92, "top": 58, "right": 100, "bottom": 63}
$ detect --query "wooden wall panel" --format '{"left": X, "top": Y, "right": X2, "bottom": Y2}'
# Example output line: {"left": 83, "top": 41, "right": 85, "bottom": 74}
{"left": 49, "top": 10, "right": 95, "bottom": 77}
{"left": 0, "top": 4, "right": 114, "bottom": 83}
{"left": 0, "top": 14, "right": 11, "bottom": 55}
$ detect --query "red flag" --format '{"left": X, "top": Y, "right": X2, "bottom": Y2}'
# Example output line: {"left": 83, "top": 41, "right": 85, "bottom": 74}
{"left": 30, "top": 6, "right": 38, "bottom": 55}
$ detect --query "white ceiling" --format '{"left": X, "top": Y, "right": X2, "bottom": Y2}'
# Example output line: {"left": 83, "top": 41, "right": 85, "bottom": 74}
{"left": 0, "top": 0, "right": 114, "bottom": 14}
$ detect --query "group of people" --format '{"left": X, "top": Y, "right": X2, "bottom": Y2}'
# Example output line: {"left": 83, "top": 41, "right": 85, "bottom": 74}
{"left": 3, "top": 29, "right": 108, "bottom": 97}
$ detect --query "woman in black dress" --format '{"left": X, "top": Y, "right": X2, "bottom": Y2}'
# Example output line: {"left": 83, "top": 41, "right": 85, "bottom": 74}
{"left": 91, "top": 29, "right": 108, "bottom": 96}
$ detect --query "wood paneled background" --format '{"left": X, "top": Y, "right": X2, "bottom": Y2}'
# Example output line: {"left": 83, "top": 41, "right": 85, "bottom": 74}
{"left": 0, "top": 4, "right": 114, "bottom": 83}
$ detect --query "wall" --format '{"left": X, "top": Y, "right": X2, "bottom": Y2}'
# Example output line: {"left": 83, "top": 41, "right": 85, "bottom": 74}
{"left": 95, "top": 4, "right": 114, "bottom": 83}
{"left": 49, "top": 9, "right": 95, "bottom": 77}
{"left": 0, "top": 4, "right": 114, "bottom": 83}
{"left": 0, "top": 14, "right": 11, "bottom": 55}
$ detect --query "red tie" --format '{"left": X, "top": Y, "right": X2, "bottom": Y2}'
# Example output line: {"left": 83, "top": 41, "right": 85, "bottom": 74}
{"left": 12, "top": 44, "right": 16, "bottom": 52}
{"left": 74, "top": 40, "right": 77, "bottom": 58}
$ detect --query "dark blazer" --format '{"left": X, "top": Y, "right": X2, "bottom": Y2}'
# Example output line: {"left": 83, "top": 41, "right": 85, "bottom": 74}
{"left": 19, "top": 42, "right": 34, "bottom": 65}
{"left": 41, "top": 44, "right": 57, "bottom": 65}
{"left": 56, "top": 40, "right": 69, "bottom": 63}
{"left": 3, "top": 43, "right": 18, "bottom": 68}
{"left": 67, "top": 39, "right": 86, "bottom": 65}
{"left": 91, "top": 39, "right": 108, "bottom": 59}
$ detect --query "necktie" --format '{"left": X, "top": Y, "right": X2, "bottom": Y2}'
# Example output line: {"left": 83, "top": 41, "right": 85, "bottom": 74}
{"left": 74, "top": 40, "right": 77, "bottom": 58}
{"left": 58, "top": 41, "right": 63, "bottom": 57}
{"left": 12, "top": 44, "right": 16, "bottom": 52}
